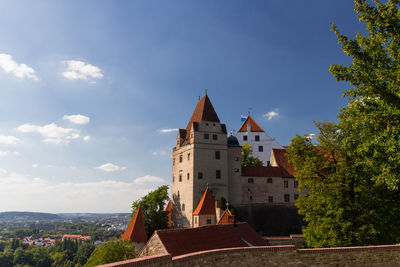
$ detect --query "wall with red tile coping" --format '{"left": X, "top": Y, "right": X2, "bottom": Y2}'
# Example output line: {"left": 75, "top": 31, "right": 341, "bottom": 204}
{"left": 99, "top": 244, "right": 400, "bottom": 266}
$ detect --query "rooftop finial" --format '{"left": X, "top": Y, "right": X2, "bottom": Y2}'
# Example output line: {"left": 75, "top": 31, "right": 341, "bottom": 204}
{"left": 248, "top": 107, "right": 253, "bottom": 115}
{"left": 198, "top": 95, "right": 200, "bottom": 101}
{"left": 205, "top": 88, "right": 208, "bottom": 95}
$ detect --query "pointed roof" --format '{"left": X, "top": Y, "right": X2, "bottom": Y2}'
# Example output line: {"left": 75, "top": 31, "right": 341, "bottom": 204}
{"left": 186, "top": 95, "right": 220, "bottom": 131}
{"left": 164, "top": 200, "right": 172, "bottom": 228}
{"left": 238, "top": 115, "right": 264, "bottom": 132}
{"left": 121, "top": 205, "right": 148, "bottom": 243}
{"left": 272, "top": 148, "right": 295, "bottom": 178}
{"left": 193, "top": 187, "right": 216, "bottom": 215}
{"left": 217, "top": 209, "right": 235, "bottom": 224}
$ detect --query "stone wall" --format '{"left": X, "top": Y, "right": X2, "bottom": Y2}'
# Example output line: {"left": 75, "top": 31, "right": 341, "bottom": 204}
{"left": 138, "top": 234, "right": 166, "bottom": 257}
{"left": 101, "top": 244, "right": 400, "bottom": 267}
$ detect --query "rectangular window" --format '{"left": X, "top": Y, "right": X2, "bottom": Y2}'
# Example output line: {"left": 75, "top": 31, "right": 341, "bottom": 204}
{"left": 213, "top": 134, "right": 218, "bottom": 140}
{"left": 284, "top": 180, "right": 288, "bottom": 188}
{"left": 215, "top": 151, "right": 220, "bottom": 160}
{"left": 294, "top": 194, "right": 299, "bottom": 200}
{"left": 204, "top": 133, "right": 209, "bottom": 139}
{"left": 255, "top": 135, "right": 260, "bottom": 141}
{"left": 187, "top": 153, "right": 190, "bottom": 160}
{"left": 268, "top": 196, "right": 273, "bottom": 203}
{"left": 173, "top": 158, "right": 175, "bottom": 166}
{"left": 187, "top": 173, "right": 190, "bottom": 180}
{"left": 284, "top": 194, "right": 290, "bottom": 202}
{"left": 198, "top": 172, "right": 203, "bottom": 179}
{"left": 216, "top": 170, "right": 221, "bottom": 179}
{"left": 249, "top": 196, "right": 253, "bottom": 200}
{"left": 294, "top": 181, "right": 298, "bottom": 188}
{"left": 243, "top": 135, "right": 247, "bottom": 141}
{"left": 258, "top": 146, "right": 263, "bottom": 152}
{"left": 248, "top": 178, "right": 254, "bottom": 184}
{"left": 233, "top": 168, "right": 239, "bottom": 172}
{"left": 173, "top": 176, "right": 175, "bottom": 183}
{"left": 179, "top": 154, "right": 183, "bottom": 163}
{"left": 179, "top": 175, "right": 182, "bottom": 182}
{"left": 267, "top": 161, "right": 271, "bottom": 167}
{"left": 234, "top": 156, "right": 239, "bottom": 161}
{"left": 207, "top": 218, "right": 212, "bottom": 224}
{"left": 267, "top": 178, "right": 273, "bottom": 183}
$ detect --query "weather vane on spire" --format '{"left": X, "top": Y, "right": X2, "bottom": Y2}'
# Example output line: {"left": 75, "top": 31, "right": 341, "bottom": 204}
{"left": 205, "top": 88, "right": 208, "bottom": 95}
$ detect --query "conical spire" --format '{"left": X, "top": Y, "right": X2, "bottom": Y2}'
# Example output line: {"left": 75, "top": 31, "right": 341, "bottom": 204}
{"left": 121, "top": 205, "right": 148, "bottom": 243}
{"left": 193, "top": 187, "right": 216, "bottom": 215}
{"left": 238, "top": 115, "right": 264, "bottom": 132}
{"left": 217, "top": 209, "right": 235, "bottom": 224}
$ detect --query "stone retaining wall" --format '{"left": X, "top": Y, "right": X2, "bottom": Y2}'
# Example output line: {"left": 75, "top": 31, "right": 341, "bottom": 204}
{"left": 100, "top": 244, "right": 400, "bottom": 266}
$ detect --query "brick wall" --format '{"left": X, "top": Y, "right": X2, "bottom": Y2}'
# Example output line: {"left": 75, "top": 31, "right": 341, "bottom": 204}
{"left": 102, "top": 244, "right": 400, "bottom": 267}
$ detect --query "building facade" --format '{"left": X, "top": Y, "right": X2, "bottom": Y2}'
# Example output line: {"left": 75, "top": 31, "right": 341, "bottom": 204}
{"left": 171, "top": 94, "right": 302, "bottom": 229}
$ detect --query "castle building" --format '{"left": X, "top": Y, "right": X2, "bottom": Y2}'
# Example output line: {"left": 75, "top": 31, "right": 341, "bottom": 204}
{"left": 235, "top": 115, "right": 283, "bottom": 166}
{"left": 171, "top": 94, "right": 303, "bottom": 231}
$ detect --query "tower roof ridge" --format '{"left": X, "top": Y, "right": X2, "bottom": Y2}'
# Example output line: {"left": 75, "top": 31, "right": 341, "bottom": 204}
{"left": 238, "top": 115, "right": 264, "bottom": 132}
{"left": 186, "top": 94, "right": 220, "bottom": 131}
{"left": 121, "top": 205, "right": 148, "bottom": 243}
{"left": 193, "top": 187, "right": 216, "bottom": 215}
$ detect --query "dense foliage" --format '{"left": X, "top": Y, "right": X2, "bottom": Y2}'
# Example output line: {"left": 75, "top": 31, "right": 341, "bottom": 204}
{"left": 287, "top": 0, "right": 400, "bottom": 247}
{"left": 131, "top": 185, "right": 170, "bottom": 236}
{"left": 241, "top": 143, "right": 263, "bottom": 167}
{"left": 0, "top": 238, "right": 95, "bottom": 267}
{"left": 84, "top": 240, "right": 135, "bottom": 267}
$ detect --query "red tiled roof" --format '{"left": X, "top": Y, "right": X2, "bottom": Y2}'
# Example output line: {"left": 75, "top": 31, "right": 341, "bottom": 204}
{"left": 217, "top": 209, "right": 235, "bottom": 225}
{"left": 121, "top": 205, "right": 148, "bottom": 243}
{"left": 182, "top": 95, "right": 220, "bottom": 145}
{"left": 242, "top": 166, "right": 283, "bottom": 177}
{"left": 238, "top": 115, "right": 264, "bottom": 132}
{"left": 164, "top": 200, "right": 172, "bottom": 228}
{"left": 272, "top": 149, "right": 295, "bottom": 178}
{"left": 153, "top": 222, "right": 269, "bottom": 257}
{"left": 193, "top": 187, "right": 216, "bottom": 215}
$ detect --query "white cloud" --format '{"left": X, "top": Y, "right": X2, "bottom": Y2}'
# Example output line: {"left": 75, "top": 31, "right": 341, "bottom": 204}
{"left": 83, "top": 136, "right": 91, "bottom": 141}
{"left": 62, "top": 60, "right": 103, "bottom": 82}
{"left": 0, "top": 54, "right": 38, "bottom": 81}
{"left": 0, "top": 151, "right": 20, "bottom": 157}
{"left": 306, "top": 133, "right": 315, "bottom": 139}
{"left": 32, "top": 164, "right": 38, "bottom": 169}
{"left": 0, "top": 135, "right": 21, "bottom": 145}
{"left": 134, "top": 175, "right": 164, "bottom": 185}
{"left": 159, "top": 128, "right": 178, "bottom": 134}
{"left": 0, "top": 168, "right": 6, "bottom": 176}
{"left": 96, "top": 163, "right": 126, "bottom": 172}
{"left": 17, "top": 123, "right": 81, "bottom": 144}
{"left": 0, "top": 173, "right": 162, "bottom": 213}
{"left": 152, "top": 150, "right": 167, "bottom": 156}
{"left": 264, "top": 111, "right": 279, "bottom": 120}
{"left": 63, "top": 114, "right": 90, "bottom": 125}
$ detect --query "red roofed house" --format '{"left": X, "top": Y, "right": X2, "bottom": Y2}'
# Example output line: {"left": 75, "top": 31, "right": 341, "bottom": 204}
{"left": 192, "top": 187, "right": 217, "bottom": 227}
{"left": 218, "top": 209, "right": 235, "bottom": 225}
{"left": 121, "top": 205, "right": 148, "bottom": 252}
{"left": 139, "top": 222, "right": 269, "bottom": 258}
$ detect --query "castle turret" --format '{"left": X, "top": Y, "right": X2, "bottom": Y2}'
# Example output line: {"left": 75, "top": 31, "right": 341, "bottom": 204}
{"left": 121, "top": 205, "right": 148, "bottom": 252}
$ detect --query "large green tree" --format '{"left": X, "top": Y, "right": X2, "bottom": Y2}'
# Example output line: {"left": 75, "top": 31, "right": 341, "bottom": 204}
{"left": 131, "top": 185, "right": 169, "bottom": 236}
{"left": 287, "top": 0, "right": 400, "bottom": 247}
{"left": 241, "top": 143, "right": 263, "bottom": 167}
{"left": 84, "top": 240, "right": 135, "bottom": 267}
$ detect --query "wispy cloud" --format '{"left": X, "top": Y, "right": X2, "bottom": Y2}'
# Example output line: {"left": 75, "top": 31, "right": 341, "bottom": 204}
{"left": 17, "top": 123, "right": 80, "bottom": 145}
{"left": 0, "top": 173, "right": 161, "bottom": 213}
{"left": 0, "top": 168, "right": 6, "bottom": 176}
{"left": 0, "top": 151, "right": 20, "bottom": 157}
{"left": 0, "top": 135, "right": 21, "bottom": 145}
{"left": 159, "top": 128, "right": 178, "bottom": 134}
{"left": 0, "top": 54, "right": 38, "bottom": 81}
{"left": 96, "top": 163, "right": 126, "bottom": 172}
{"left": 83, "top": 136, "right": 91, "bottom": 142}
{"left": 133, "top": 175, "right": 164, "bottom": 185}
{"left": 62, "top": 60, "right": 103, "bottom": 82}
{"left": 63, "top": 114, "right": 90, "bottom": 125}
{"left": 264, "top": 110, "right": 279, "bottom": 120}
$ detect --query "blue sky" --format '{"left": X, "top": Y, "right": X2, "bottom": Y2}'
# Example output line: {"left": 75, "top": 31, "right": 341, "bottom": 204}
{"left": 0, "top": 1, "right": 363, "bottom": 213}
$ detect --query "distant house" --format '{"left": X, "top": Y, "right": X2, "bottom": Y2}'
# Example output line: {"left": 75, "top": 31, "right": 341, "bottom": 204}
{"left": 139, "top": 222, "right": 269, "bottom": 258}
{"left": 62, "top": 234, "right": 91, "bottom": 241}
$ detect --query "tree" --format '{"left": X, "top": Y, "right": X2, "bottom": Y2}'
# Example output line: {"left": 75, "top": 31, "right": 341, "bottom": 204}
{"left": 131, "top": 185, "right": 169, "bottom": 236}
{"left": 84, "top": 240, "right": 135, "bottom": 267}
{"left": 287, "top": 0, "right": 400, "bottom": 247}
{"left": 241, "top": 143, "right": 263, "bottom": 167}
